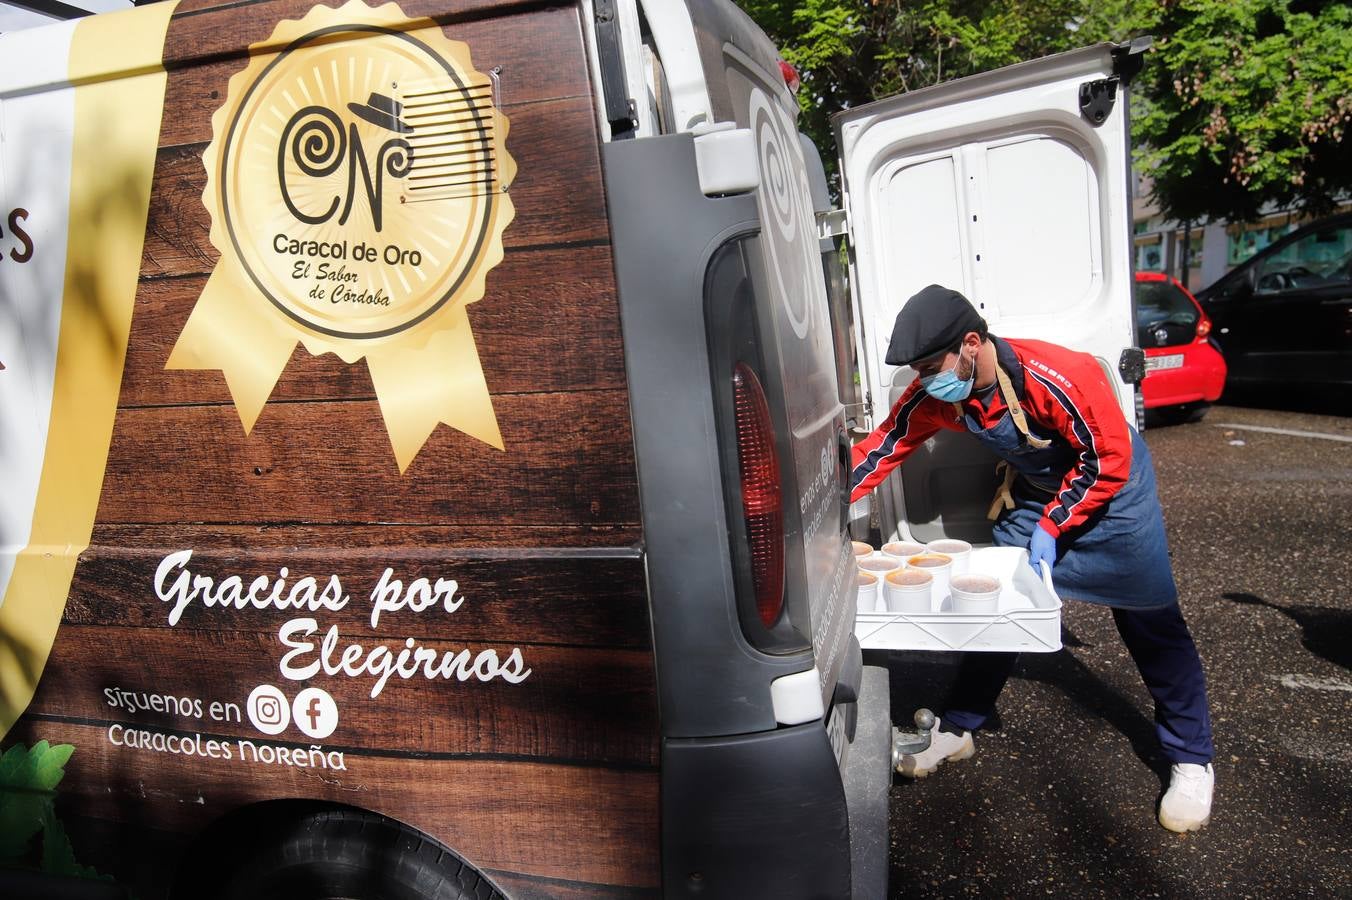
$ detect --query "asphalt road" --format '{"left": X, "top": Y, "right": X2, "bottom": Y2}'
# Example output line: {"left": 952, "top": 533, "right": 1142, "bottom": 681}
{"left": 878, "top": 403, "right": 1352, "bottom": 898}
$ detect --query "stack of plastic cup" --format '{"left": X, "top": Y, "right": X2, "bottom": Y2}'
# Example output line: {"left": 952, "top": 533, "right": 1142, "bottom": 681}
{"left": 857, "top": 555, "right": 901, "bottom": 582}
{"left": 857, "top": 571, "right": 881, "bottom": 613}
{"left": 881, "top": 540, "right": 926, "bottom": 564}
{"left": 906, "top": 553, "right": 953, "bottom": 605}
{"left": 950, "top": 573, "right": 1002, "bottom": 613}
{"left": 883, "top": 568, "right": 933, "bottom": 613}
{"left": 926, "top": 538, "right": 972, "bottom": 575}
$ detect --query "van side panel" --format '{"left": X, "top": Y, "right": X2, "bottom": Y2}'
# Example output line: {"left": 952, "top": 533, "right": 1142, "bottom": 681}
{"left": 5, "top": 2, "right": 660, "bottom": 896}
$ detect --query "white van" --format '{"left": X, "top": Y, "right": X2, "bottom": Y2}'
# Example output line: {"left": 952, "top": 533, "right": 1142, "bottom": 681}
{"left": 0, "top": 0, "right": 1142, "bottom": 896}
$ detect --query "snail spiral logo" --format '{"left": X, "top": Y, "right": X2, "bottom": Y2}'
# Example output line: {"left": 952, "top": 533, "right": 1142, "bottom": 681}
{"left": 169, "top": 1, "right": 516, "bottom": 470}
{"left": 749, "top": 88, "right": 822, "bottom": 340}
{"left": 276, "top": 103, "right": 413, "bottom": 232}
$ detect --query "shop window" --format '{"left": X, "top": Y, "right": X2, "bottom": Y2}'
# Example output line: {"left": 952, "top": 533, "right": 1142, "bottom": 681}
{"left": 1228, "top": 223, "right": 1292, "bottom": 266}
{"left": 1179, "top": 232, "right": 1203, "bottom": 271}
{"left": 1136, "top": 240, "right": 1163, "bottom": 271}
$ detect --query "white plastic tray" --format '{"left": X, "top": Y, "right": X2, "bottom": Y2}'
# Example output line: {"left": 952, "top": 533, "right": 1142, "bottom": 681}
{"left": 855, "top": 546, "right": 1062, "bottom": 653}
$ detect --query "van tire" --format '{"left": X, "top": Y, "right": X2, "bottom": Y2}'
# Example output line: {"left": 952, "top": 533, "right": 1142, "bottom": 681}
{"left": 197, "top": 809, "right": 503, "bottom": 900}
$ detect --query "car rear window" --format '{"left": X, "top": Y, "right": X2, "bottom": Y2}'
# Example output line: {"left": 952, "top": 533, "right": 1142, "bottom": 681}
{"left": 1136, "top": 280, "right": 1198, "bottom": 348}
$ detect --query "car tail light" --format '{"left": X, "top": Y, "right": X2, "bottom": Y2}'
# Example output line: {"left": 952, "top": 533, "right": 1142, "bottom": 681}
{"left": 1196, "top": 316, "right": 1212, "bottom": 339}
{"left": 732, "top": 362, "right": 785, "bottom": 628}
{"left": 778, "top": 60, "right": 801, "bottom": 93}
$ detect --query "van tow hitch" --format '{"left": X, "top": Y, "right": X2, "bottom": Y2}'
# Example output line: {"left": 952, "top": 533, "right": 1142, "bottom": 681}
{"left": 891, "top": 708, "right": 936, "bottom": 769}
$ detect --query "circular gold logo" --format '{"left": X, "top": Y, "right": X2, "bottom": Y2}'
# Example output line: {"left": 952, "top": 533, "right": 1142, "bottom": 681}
{"left": 172, "top": 2, "right": 517, "bottom": 468}
{"left": 217, "top": 18, "right": 510, "bottom": 339}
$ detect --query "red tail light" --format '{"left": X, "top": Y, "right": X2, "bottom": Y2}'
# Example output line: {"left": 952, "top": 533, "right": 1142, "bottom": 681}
{"left": 1195, "top": 316, "right": 1212, "bottom": 339}
{"left": 732, "top": 362, "right": 785, "bottom": 628}
{"left": 778, "top": 60, "right": 801, "bottom": 94}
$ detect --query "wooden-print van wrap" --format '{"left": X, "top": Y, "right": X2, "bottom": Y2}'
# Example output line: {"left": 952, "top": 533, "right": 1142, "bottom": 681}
{"left": 6, "top": 1, "right": 657, "bottom": 896}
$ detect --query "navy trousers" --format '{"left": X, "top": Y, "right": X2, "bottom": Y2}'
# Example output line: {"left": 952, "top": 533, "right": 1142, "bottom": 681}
{"left": 941, "top": 603, "right": 1214, "bottom": 764}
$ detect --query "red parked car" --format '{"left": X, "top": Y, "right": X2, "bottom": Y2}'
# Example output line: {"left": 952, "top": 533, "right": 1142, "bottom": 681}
{"left": 1135, "top": 271, "right": 1227, "bottom": 422}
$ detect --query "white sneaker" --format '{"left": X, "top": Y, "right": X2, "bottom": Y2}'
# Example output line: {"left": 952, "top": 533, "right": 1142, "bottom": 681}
{"left": 897, "top": 719, "right": 975, "bottom": 778}
{"left": 1158, "top": 762, "right": 1214, "bottom": 832}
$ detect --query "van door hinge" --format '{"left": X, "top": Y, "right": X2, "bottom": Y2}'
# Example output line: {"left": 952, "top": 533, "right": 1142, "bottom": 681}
{"left": 1111, "top": 36, "right": 1152, "bottom": 85}
{"left": 846, "top": 392, "right": 873, "bottom": 434}
{"left": 1082, "top": 37, "right": 1150, "bottom": 127}
{"left": 1079, "top": 76, "right": 1119, "bottom": 127}
{"left": 817, "top": 208, "right": 848, "bottom": 240}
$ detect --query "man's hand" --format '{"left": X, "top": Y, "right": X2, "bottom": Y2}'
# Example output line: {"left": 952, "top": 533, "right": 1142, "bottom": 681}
{"left": 1029, "top": 525, "right": 1057, "bottom": 574}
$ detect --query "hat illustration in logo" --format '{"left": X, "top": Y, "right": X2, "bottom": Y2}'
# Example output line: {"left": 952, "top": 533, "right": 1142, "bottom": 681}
{"left": 347, "top": 91, "right": 415, "bottom": 133}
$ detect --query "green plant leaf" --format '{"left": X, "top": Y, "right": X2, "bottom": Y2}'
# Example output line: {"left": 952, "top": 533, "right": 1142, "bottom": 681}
{"left": 0, "top": 792, "right": 49, "bottom": 860}
{"left": 34, "top": 743, "right": 74, "bottom": 792}
{"left": 0, "top": 744, "right": 27, "bottom": 786}
{"left": 0, "top": 740, "right": 74, "bottom": 793}
{"left": 41, "top": 803, "right": 104, "bottom": 880}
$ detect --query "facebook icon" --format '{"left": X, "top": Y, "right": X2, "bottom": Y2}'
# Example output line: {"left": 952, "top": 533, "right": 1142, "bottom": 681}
{"left": 291, "top": 686, "right": 339, "bottom": 740}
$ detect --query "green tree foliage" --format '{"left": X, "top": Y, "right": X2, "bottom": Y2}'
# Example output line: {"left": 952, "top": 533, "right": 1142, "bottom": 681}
{"left": 739, "top": 0, "right": 1351, "bottom": 223}
{"left": 739, "top": 0, "right": 1141, "bottom": 184}
{"left": 1137, "top": 0, "right": 1352, "bottom": 222}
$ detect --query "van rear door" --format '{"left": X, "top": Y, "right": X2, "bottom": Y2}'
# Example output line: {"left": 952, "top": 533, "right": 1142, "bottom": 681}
{"left": 835, "top": 42, "right": 1144, "bottom": 545}
{"left": 671, "top": 0, "right": 856, "bottom": 714}
{"left": 722, "top": 36, "right": 855, "bottom": 716}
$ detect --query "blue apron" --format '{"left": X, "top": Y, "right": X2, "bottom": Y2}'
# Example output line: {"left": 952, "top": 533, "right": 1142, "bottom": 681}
{"left": 963, "top": 405, "right": 1178, "bottom": 609}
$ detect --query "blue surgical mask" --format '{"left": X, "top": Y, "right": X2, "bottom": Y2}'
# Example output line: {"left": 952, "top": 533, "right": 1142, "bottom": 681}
{"left": 920, "top": 354, "right": 974, "bottom": 402}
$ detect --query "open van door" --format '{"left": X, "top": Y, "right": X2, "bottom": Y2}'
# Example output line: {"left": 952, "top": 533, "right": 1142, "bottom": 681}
{"left": 835, "top": 40, "right": 1147, "bottom": 546}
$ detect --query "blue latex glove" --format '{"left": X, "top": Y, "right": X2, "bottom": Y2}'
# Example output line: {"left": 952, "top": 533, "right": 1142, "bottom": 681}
{"left": 1028, "top": 526, "right": 1057, "bottom": 574}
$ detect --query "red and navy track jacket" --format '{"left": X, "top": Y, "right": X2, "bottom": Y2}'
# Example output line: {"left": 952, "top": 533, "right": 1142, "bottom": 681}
{"left": 849, "top": 336, "right": 1133, "bottom": 539}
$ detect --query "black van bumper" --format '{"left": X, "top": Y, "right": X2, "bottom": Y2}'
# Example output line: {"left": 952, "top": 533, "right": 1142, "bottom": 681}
{"left": 661, "top": 664, "right": 891, "bottom": 899}
{"left": 842, "top": 665, "right": 892, "bottom": 900}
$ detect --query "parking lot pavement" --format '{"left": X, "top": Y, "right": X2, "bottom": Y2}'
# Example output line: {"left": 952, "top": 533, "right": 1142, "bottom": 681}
{"left": 880, "top": 405, "right": 1352, "bottom": 898}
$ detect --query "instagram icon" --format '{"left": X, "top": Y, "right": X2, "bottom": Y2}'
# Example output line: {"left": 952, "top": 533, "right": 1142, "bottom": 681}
{"left": 246, "top": 684, "right": 291, "bottom": 735}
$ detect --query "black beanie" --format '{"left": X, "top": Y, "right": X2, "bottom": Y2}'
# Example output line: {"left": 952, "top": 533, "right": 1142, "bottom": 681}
{"left": 884, "top": 284, "right": 987, "bottom": 366}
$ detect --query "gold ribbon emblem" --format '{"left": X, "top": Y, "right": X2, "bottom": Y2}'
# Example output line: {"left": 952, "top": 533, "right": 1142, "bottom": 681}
{"left": 169, "top": 0, "right": 515, "bottom": 471}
